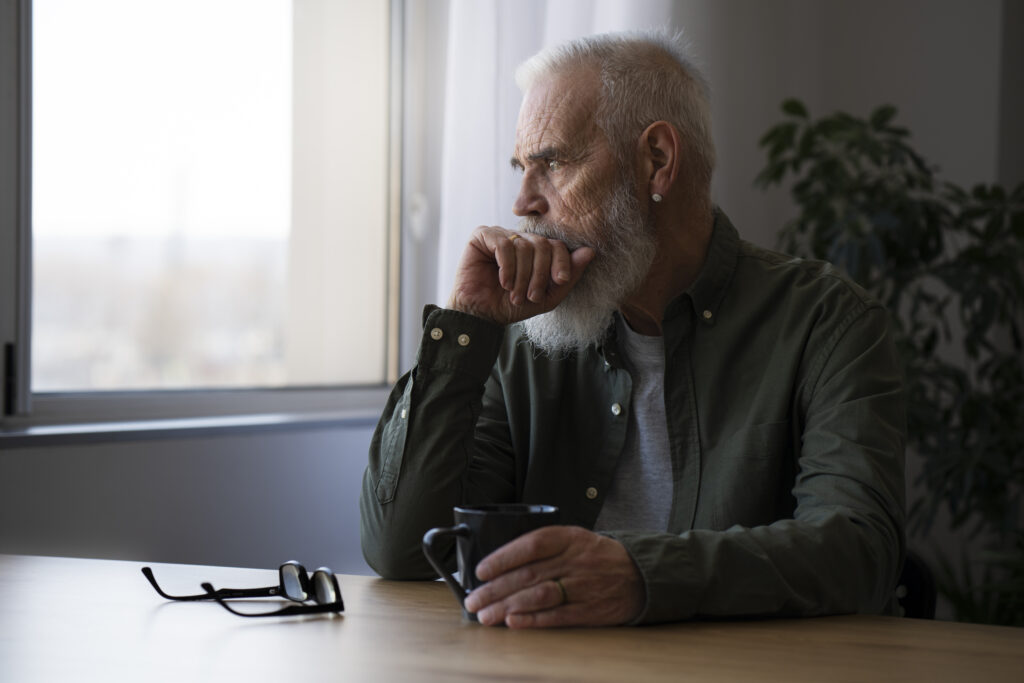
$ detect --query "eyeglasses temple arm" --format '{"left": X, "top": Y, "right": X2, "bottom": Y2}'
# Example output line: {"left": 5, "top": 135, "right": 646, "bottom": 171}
{"left": 202, "top": 583, "right": 344, "bottom": 617}
{"left": 142, "top": 567, "right": 277, "bottom": 601}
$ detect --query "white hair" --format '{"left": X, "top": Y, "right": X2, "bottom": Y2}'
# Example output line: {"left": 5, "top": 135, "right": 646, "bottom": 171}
{"left": 515, "top": 30, "right": 716, "bottom": 202}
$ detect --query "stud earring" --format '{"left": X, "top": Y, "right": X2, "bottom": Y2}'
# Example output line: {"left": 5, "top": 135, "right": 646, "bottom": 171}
{"left": 652, "top": 193, "right": 663, "bottom": 202}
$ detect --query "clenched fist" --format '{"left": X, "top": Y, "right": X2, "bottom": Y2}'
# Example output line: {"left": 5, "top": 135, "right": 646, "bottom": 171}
{"left": 447, "top": 226, "right": 595, "bottom": 325}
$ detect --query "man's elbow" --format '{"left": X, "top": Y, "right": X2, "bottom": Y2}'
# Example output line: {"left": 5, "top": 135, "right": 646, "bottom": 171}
{"left": 848, "top": 511, "right": 905, "bottom": 614}
{"left": 361, "top": 532, "right": 438, "bottom": 581}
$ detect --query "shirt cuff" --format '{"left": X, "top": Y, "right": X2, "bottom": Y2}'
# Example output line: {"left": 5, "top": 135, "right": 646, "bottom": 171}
{"left": 416, "top": 305, "right": 506, "bottom": 379}
{"left": 600, "top": 530, "right": 700, "bottom": 625}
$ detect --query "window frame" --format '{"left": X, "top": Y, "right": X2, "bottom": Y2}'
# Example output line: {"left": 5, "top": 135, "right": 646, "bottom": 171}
{"left": 1, "top": 0, "right": 403, "bottom": 430}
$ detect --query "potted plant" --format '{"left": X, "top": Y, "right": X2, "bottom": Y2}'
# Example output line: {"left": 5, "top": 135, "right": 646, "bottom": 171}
{"left": 755, "top": 99, "right": 1024, "bottom": 625}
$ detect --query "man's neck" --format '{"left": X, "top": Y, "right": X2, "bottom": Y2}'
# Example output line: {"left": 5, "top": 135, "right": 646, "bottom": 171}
{"left": 619, "top": 207, "right": 714, "bottom": 336}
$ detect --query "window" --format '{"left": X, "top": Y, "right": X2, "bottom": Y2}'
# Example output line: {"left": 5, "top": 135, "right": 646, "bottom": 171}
{"left": 1, "top": 0, "right": 399, "bottom": 422}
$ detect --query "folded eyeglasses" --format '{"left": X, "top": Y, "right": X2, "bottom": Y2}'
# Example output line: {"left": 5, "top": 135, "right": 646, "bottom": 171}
{"left": 142, "top": 561, "right": 344, "bottom": 617}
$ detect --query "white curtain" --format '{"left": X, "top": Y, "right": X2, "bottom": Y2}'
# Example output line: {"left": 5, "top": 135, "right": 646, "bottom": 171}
{"left": 431, "top": 0, "right": 675, "bottom": 303}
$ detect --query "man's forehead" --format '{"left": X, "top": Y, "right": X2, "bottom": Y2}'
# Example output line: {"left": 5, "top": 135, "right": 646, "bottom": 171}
{"left": 513, "top": 70, "right": 600, "bottom": 159}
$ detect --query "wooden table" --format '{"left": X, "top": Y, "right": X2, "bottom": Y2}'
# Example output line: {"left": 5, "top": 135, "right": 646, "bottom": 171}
{"left": 1, "top": 554, "right": 1021, "bottom": 682}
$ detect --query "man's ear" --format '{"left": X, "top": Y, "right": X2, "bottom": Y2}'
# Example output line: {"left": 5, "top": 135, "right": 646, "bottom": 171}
{"left": 637, "top": 121, "right": 680, "bottom": 198}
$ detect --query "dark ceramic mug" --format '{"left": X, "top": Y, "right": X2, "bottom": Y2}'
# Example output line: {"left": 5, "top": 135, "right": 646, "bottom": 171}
{"left": 422, "top": 503, "right": 560, "bottom": 619}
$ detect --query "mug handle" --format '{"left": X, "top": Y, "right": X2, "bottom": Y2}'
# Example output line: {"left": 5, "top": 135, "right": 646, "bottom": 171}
{"left": 422, "top": 524, "right": 471, "bottom": 607}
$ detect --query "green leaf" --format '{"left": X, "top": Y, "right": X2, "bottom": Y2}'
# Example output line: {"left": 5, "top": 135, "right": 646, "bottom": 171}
{"left": 781, "top": 98, "right": 809, "bottom": 118}
{"left": 869, "top": 104, "right": 898, "bottom": 129}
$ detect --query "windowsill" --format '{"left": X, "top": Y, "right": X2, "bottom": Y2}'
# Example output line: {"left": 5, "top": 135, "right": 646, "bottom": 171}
{"left": 0, "top": 410, "right": 381, "bottom": 448}
{"left": 0, "top": 385, "right": 391, "bottom": 448}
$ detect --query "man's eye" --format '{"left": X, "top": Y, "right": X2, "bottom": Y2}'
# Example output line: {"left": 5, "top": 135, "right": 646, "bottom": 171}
{"left": 547, "top": 159, "right": 562, "bottom": 172}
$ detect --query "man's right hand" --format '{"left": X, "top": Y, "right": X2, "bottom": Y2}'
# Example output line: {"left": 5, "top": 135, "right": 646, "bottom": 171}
{"left": 446, "top": 226, "right": 596, "bottom": 325}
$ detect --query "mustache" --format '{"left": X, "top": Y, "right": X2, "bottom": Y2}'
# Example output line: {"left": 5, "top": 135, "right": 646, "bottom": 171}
{"left": 517, "top": 217, "right": 596, "bottom": 253}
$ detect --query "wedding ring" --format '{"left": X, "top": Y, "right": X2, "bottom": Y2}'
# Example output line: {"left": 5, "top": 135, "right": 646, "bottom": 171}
{"left": 553, "top": 578, "right": 568, "bottom": 605}
{"left": 508, "top": 233, "right": 520, "bottom": 243}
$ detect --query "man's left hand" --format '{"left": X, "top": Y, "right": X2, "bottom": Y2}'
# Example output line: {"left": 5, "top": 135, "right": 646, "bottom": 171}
{"left": 463, "top": 526, "right": 644, "bottom": 628}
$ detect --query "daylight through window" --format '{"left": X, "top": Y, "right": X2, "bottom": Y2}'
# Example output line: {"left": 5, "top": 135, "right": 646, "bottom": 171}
{"left": 31, "top": 0, "right": 391, "bottom": 391}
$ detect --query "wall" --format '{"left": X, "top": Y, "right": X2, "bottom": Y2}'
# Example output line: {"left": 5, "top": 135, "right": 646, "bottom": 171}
{"left": 0, "top": 423, "right": 377, "bottom": 575}
{"left": 998, "top": 0, "right": 1024, "bottom": 188}
{"left": 672, "top": 0, "right": 1010, "bottom": 249}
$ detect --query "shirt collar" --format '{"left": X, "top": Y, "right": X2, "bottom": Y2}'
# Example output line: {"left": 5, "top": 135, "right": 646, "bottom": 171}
{"left": 663, "top": 208, "right": 739, "bottom": 328}
{"left": 599, "top": 208, "right": 739, "bottom": 363}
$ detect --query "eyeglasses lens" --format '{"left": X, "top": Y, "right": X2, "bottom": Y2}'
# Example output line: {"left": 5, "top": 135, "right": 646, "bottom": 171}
{"left": 313, "top": 571, "right": 337, "bottom": 604}
{"left": 281, "top": 563, "right": 309, "bottom": 602}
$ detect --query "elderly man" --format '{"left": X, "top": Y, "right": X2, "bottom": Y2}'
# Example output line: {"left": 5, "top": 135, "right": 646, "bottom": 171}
{"left": 360, "top": 31, "right": 905, "bottom": 627}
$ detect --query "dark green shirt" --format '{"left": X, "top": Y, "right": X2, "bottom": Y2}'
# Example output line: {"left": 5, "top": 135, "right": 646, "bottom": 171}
{"left": 360, "top": 211, "right": 906, "bottom": 624}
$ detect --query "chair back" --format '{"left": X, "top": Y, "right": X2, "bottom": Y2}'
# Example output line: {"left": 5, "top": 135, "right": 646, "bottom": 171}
{"left": 896, "top": 551, "right": 937, "bottom": 619}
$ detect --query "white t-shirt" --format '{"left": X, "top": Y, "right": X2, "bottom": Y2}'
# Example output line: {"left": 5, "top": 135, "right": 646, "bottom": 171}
{"left": 593, "top": 314, "right": 673, "bottom": 532}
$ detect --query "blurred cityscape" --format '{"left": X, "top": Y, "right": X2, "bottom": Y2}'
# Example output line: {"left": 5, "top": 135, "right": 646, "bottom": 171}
{"left": 32, "top": 234, "right": 288, "bottom": 391}
{"left": 30, "top": 0, "right": 391, "bottom": 392}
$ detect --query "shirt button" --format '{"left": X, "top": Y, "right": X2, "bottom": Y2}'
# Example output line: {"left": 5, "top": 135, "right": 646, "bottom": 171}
{"left": 399, "top": 408, "right": 407, "bottom": 419}
{"left": 457, "top": 333, "right": 470, "bottom": 346}
{"left": 702, "top": 309, "right": 713, "bottom": 320}
{"left": 610, "top": 403, "right": 622, "bottom": 416}
{"left": 430, "top": 327, "right": 443, "bottom": 340}
{"left": 585, "top": 487, "right": 598, "bottom": 500}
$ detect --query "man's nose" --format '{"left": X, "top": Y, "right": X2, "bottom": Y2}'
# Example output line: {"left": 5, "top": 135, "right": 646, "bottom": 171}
{"left": 512, "top": 172, "right": 549, "bottom": 217}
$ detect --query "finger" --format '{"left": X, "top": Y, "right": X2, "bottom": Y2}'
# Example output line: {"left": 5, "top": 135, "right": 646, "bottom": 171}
{"left": 465, "top": 226, "right": 517, "bottom": 291}
{"left": 505, "top": 603, "right": 591, "bottom": 629}
{"left": 567, "top": 245, "right": 596, "bottom": 282}
{"left": 475, "top": 526, "right": 566, "bottom": 582}
{"left": 474, "top": 579, "right": 565, "bottom": 626}
{"left": 508, "top": 236, "right": 534, "bottom": 306}
{"left": 465, "top": 554, "right": 562, "bottom": 614}
{"left": 488, "top": 228, "right": 519, "bottom": 292}
{"left": 526, "top": 239, "right": 554, "bottom": 303}
{"left": 532, "top": 244, "right": 596, "bottom": 309}
{"left": 548, "top": 239, "right": 572, "bottom": 285}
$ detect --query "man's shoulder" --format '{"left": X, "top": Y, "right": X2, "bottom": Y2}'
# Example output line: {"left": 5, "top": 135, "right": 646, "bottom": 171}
{"left": 735, "top": 239, "right": 878, "bottom": 310}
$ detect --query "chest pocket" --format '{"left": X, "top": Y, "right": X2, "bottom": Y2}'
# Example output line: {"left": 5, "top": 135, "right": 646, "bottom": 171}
{"left": 698, "top": 421, "right": 794, "bottom": 529}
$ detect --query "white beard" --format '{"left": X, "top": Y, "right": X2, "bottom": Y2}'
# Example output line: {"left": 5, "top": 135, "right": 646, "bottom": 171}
{"left": 518, "top": 181, "right": 656, "bottom": 356}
